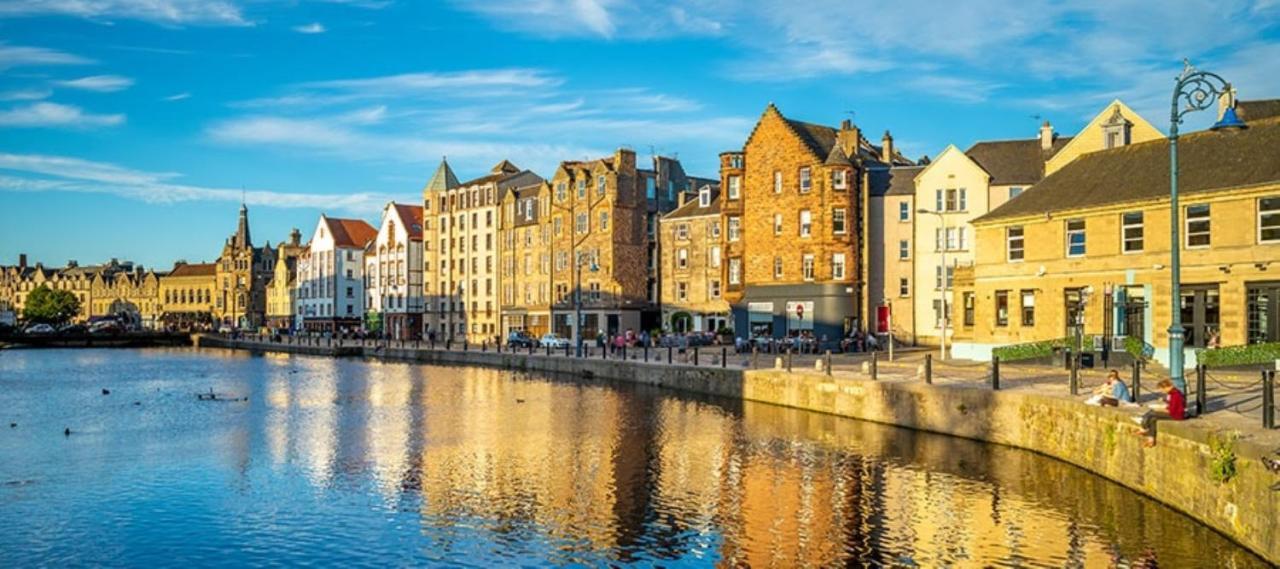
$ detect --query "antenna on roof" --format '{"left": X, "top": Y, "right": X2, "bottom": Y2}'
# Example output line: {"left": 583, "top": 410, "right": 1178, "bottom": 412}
{"left": 845, "top": 110, "right": 856, "bottom": 122}
{"left": 1030, "top": 114, "right": 1042, "bottom": 122}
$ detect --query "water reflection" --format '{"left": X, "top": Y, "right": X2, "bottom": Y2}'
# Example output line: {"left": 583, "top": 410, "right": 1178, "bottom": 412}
{"left": 0, "top": 348, "right": 1266, "bottom": 568}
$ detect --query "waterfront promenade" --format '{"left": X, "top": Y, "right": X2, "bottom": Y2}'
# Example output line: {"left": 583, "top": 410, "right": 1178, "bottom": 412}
{"left": 198, "top": 333, "right": 1280, "bottom": 564}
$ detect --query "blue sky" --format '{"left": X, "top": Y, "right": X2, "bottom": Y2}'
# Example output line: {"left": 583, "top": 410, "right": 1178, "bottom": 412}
{"left": 1, "top": 0, "right": 1278, "bottom": 269}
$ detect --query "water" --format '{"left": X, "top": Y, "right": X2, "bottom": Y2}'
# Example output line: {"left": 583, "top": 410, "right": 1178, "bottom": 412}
{"left": 0, "top": 348, "right": 1267, "bottom": 567}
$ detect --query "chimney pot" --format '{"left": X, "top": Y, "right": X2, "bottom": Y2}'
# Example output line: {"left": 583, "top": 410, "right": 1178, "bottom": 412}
{"left": 881, "top": 130, "right": 895, "bottom": 163}
{"left": 840, "top": 119, "right": 852, "bottom": 130}
{"left": 677, "top": 192, "right": 688, "bottom": 207}
{"left": 1039, "top": 121, "right": 1055, "bottom": 151}
{"left": 18, "top": 254, "right": 27, "bottom": 269}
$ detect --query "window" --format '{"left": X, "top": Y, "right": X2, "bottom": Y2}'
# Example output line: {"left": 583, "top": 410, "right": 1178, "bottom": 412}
{"left": 729, "top": 258, "right": 741, "bottom": 285}
{"left": 599, "top": 211, "right": 609, "bottom": 231}
{"left": 935, "top": 190, "right": 943, "bottom": 211}
{"left": 799, "top": 167, "right": 811, "bottom": 193}
{"left": 1020, "top": 290, "right": 1035, "bottom": 326}
{"left": 1122, "top": 212, "right": 1144, "bottom": 253}
{"left": 945, "top": 189, "right": 957, "bottom": 211}
{"left": 675, "top": 223, "right": 689, "bottom": 240}
{"left": 1066, "top": 219, "right": 1086, "bottom": 257}
{"left": 802, "top": 255, "right": 815, "bottom": 281}
{"left": 709, "top": 220, "right": 721, "bottom": 238}
{"left": 832, "top": 253, "right": 846, "bottom": 279}
{"left": 710, "top": 246, "right": 721, "bottom": 268}
{"left": 676, "top": 282, "right": 688, "bottom": 302}
{"left": 932, "top": 299, "right": 949, "bottom": 328}
{"left": 730, "top": 154, "right": 743, "bottom": 168}
{"left": 899, "top": 202, "right": 910, "bottom": 222}
{"left": 995, "top": 291, "right": 1009, "bottom": 326}
{"left": 1259, "top": 197, "right": 1280, "bottom": 243}
{"left": 1009, "top": 187, "right": 1023, "bottom": 199}
{"left": 773, "top": 257, "right": 783, "bottom": 279}
{"left": 899, "top": 277, "right": 910, "bottom": 297}
{"left": 728, "top": 175, "right": 741, "bottom": 199}
{"left": 677, "top": 248, "right": 688, "bottom": 270}
{"left": 597, "top": 175, "right": 606, "bottom": 196}
{"left": 728, "top": 217, "right": 741, "bottom": 242}
{"left": 773, "top": 171, "right": 783, "bottom": 193}
{"left": 698, "top": 188, "right": 711, "bottom": 207}
{"left": 553, "top": 216, "right": 562, "bottom": 236}
{"left": 577, "top": 178, "right": 586, "bottom": 199}
{"left": 799, "top": 210, "right": 812, "bottom": 237}
{"left": 1007, "top": 226, "right": 1024, "bottom": 261}
{"left": 934, "top": 265, "right": 953, "bottom": 289}
{"left": 710, "top": 280, "right": 721, "bottom": 299}
{"left": 959, "top": 189, "right": 967, "bottom": 211}
{"left": 832, "top": 208, "right": 847, "bottom": 234}
{"left": 774, "top": 213, "right": 783, "bottom": 235}
{"left": 576, "top": 213, "right": 588, "bottom": 234}
{"left": 963, "top": 293, "right": 975, "bottom": 326}
{"left": 832, "top": 169, "right": 847, "bottom": 190}
{"left": 1186, "top": 204, "right": 1210, "bottom": 248}
{"left": 899, "top": 239, "right": 910, "bottom": 260}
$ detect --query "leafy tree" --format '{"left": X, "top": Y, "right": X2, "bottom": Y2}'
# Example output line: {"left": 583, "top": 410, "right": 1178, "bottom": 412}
{"left": 23, "top": 285, "right": 81, "bottom": 324}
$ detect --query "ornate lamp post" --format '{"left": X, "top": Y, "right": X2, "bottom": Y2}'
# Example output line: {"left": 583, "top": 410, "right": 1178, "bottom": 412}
{"left": 1166, "top": 60, "right": 1245, "bottom": 391}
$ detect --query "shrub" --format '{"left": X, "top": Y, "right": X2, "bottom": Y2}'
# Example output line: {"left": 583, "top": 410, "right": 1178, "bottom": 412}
{"left": 1196, "top": 342, "right": 1280, "bottom": 367}
{"left": 1123, "top": 335, "right": 1152, "bottom": 361}
{"left": 992, "top": 338, "right": 1071, "bottom": 362}
{"left": 1208, "top": 432, "right": 1239, "bottom": 484}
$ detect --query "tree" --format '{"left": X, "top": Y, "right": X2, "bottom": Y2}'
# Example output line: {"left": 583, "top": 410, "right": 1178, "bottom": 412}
{"left": 23, "top": 285, "right": 81, "bottom": 325}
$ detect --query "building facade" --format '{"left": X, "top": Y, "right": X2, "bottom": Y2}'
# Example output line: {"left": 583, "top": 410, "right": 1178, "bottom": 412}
{"left": 89, "top": 268, "right": 162, "bottom": 328}
{"left": 723, "top": 104, "right": 912, "bottom": 343}
{"left": 158, "top": 262, "right": 217, "bottom": 330}
{"left": 296, "top": 215, "right": 377, "bottom": 333}
{"left": 499, "top": 179, "right": 553, "bottom": 337}
{"left": 265, "top": 229, "right": 305, "bottom": 331}
{"left": 951, "top": 102, "right": 1280, "bottom": 369}
{"left": 657, "top": 185, "right": 730, "bottom": 332}
{"left": 367, "top": 202, "right": 426, "bottom": 339}
{"left": 214, "top": 204, "right": 276, "bottom": 330}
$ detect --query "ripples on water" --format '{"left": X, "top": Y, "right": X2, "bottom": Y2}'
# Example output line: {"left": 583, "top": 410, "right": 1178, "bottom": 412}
{"left": 0, "top": 348, "right": 1267, "bottom": 567}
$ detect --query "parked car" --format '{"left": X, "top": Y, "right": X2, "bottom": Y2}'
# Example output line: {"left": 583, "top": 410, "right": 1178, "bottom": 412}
{"left": 58, "top": 324, "right": 87, "bottom": 335}
{"left": 88, "top": 320, "right": 122, "bottom": 334}
{"left": 217, "top": 325, "right": 234, "bottom": 334}
{"left": 539, "top": 333, "right": 570, "bottom": 349}
{"left": 506, "top": 331, "right": 535, "bottom": 349}
{"left": 23, "top": 323, "right": 56, "bottom": 335}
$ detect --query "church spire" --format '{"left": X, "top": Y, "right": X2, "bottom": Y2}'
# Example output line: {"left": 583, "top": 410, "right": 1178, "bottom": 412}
{"left": 423, "top": 156, "right": 460, "bottom": 196}
{"left": 233, "top": 201, "right": 252, "bottom": 248}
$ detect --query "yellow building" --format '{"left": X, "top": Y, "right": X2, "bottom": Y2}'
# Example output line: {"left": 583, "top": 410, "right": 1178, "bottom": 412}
{"left": 499, "top": 180, "right": 554, "bottom": 337}
{"left": 90, "top": 268, "right": 162, "bottom": 328}
{"left": 951, "top": 102, "right": 1280, "bottom": 370}
{"left": 0, "top": 256, "right": 136, "bottom": 324}
{"left": 266, "top": 229, "right": 306, "bottom": 331}
{"left": 657, "top": 184, "right": 730, "bottom": 332}
{"left": 870, "top": 101, "right": 1160, "bottom": 348}
{"left": 158, "top": 262, "right": 217, "bottom": 330}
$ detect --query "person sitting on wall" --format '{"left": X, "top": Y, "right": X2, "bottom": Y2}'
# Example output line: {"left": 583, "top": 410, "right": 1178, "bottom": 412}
{"left": 1086, "top": 369, "right": 1132, "bottom": 406}
{"left": 1132, "top": 378, "right": 1186, "bottom": 447}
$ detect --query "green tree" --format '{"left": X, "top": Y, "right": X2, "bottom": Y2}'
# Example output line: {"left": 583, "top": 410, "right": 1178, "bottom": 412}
{"left": 23, "top": 285, "right": 81, "bottom": 324}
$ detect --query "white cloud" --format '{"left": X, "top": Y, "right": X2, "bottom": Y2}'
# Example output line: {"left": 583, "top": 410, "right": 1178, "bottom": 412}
{"left": 0, "top": 102, "right": 124, "bottom": 128}
{"left": 0, "top": 0, "right": 249, "bottom": 25}
{"left": 453, "top": 0, "right": 730, "bottom": 39}
{"left": 0, "top": 88, "right": 51, "bottom": 101}
{"left": 164, "top": 92, "right": 192, "bottom": 101}
{"left": 0, "top": 43, "right": 93, "bottom": 70}
{"left": 293, "top": 22, "right": 326, "bottom": 34}
{"left": 0, "top": 152, "right": 394, "bottom": 214}
{"left": 55, "top": 74, "right": 135, "bottom": 92}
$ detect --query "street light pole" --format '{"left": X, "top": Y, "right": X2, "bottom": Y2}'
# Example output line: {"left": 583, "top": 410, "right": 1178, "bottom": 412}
{"left": 918, "top": 208, "right": 947, "bottom": 360}
{"left": 1166, "top": 60, "right": 1243, "bottom": 392}
{"left": 574, "top": 253, "right": 583, "bottom": 357}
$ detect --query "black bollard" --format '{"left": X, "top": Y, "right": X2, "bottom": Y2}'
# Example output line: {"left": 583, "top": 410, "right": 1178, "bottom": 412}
{"left": 871, "top": 351, "right": 878, "bottom": 381}
{"left": 1195, "top": 364, "right": 1207, "bottom": 418}
{"left": 1131, "top": 360, "right": 1141, "bottom": 402}
{"left": 722, "top": 347, "right": 727, "bottom": 368}
{"left": 644, "top": 345, "right": 649, "bottom": 362}
{"left": 667, "top": 346, "right": 673, "bottom": 364}
{"left": 693, "top": 347, "right": 699, "bottom": 366}
{"left": 924, "top": 353, "right": 932, "bottom": 384}
{"left": 1263, "top": 371, "right": 1275, "bottom": 429}
{"left": 825, "top": 350, "right": 832, "bottom": 376}
{"left": 991, "top": 356, "right": 1000, "bottom": 390}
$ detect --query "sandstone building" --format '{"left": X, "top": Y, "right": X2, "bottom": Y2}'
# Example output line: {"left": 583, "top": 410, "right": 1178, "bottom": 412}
{"left": 158, "top": 262, "right": 217, "bottom": 330}
{"left": 657, "top": 184, "right": 730, "bottom": 332}
{"left": 214, "top": 204, "right": 276, "bottom": 329}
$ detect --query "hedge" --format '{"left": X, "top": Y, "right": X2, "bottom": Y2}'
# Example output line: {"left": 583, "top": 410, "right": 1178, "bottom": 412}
{"left": 992, "top": 338, "right": 1071, "bottom": 362}
{"left": 1124, "top": 335, "right": 1153, "bottom": 362}
{"left": 1196, "top": 342, "right": 1280, "bottom": 367}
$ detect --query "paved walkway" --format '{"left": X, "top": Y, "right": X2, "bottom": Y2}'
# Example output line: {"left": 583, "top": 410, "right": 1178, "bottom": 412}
{"left": 227, "top": 334, "right": 1280, "bottom": 449}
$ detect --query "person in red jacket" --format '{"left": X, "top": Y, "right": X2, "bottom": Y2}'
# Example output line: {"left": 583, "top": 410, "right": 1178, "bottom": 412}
{"left": 1133, "top": 378, "right": 1186, "bottom": 446}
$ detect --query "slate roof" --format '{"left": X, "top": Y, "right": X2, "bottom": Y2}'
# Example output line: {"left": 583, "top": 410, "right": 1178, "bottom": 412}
{"left": 324, "top": 217, "right": 378, "bottom": 248}
{"left": 966, "top": 137, "right": 1073, "bottom": 185}
{"left": 975, "top": 116, "right": 1280, "bottom": 224}
{"left": 869, "top": 165, "right": 925, "bottom": 197}
{"left": 1239, "top": 99, "right": 1280, "bottom": 123}
{"left": 663, "top": 186, "right": 721, "bottom": 220}
{"left": 423, "top": 159, "right": 460, "bottom": 192}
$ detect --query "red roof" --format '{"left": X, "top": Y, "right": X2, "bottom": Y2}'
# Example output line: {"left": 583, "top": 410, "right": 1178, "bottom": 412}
{"left": 167, "top": 262, "right": 216, "bottom": 277}
{"left": 393, "top": 203, "right": 425, "bottom": 240}
{"left": 324, "top": 217, "right": 377, "bottom": 248}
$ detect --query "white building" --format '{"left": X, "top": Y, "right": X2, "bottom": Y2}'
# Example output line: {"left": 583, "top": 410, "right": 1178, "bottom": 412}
{"left": 296, "top": 214, "right": 377, "bottom": 333}
{"left": 366, "top": 202, "right": 425, "bottom": 339}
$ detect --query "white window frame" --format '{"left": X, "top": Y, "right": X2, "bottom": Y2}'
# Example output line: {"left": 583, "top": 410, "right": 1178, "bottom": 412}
{"left": 802, "top": 255, "right": 815, "bottom": 281}
{"left": 1186, "top": 204, "right": 1211, "bottom": 249}
{"left": 1259, "top": 197, "right": 1280, "bottom": 243}
{"left": 899, "top": 239, "right": 910, "bottom": 260}
{"left": 799, "top": 167, "right": 811, "bottom": 193}
{"left": 729, "top": 258, "right": 741, "bottom": 285}
{"left": 833, "top": 169, "right": 848, "bottom": 190}
{"left": 728, "top": 175, "right": 741, "bottom": 200}
{"left": 1065, "top": 219, "right": 1086, "bottom": 257}
{"left": 1007, "top": 226, "right": 1024, "bottom": 262}
{"left": 832, "top": 208, "right": 847, "bottom": 234}
{"left": 773, "top": 256, "right": 783, "bottom": 279}
{"left": 799, "top": 210, "right": 812, "bottom": 238}
{"left": 728, "top": 217, "right": 741, "bottom": 242}
{"left": 899, "top": 202, "right": 910, "bottom": 222}
{"left": 774, "top": 213, "right": 783, "bottom": 235}
{"left": 774, "top": 170, "right": 783, "bottom": 193}
{"left": 899, "top": 277, "right": 910, "bottom": 297}
{"left": 676, "top": 248, "right": 688, "bottom": 270}
{"left": 709, "top": 245, "right": 721, "bottom": 268}
{"left": 832, "top": 253, "right": 846, "bottom": 280}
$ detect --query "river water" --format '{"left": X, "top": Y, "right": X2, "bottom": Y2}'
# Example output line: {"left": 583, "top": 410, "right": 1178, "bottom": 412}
{"left": 0, "top": 348, "right": 1267, "bottom": 567}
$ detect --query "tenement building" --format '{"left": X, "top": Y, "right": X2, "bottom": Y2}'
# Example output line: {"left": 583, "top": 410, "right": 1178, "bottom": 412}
{"left": 868, "top": 101, "right": 1161, "bottom": 348}
{"left": 367, "top": 202, "right": 425, "bottom": 339}
{"left": 158, "top": 262, "right": 217, "bottom": 330}
{"left": 950, "top": 100, "right": 1280, "bottom": 369}
{"left": 722, "top": 104, "right": 914, "bottom": 343}
{"left": 89, "top": 267, "right": 162, "bottom": 328}
{"left": 296, "top": 215, "right": 377, "bottom": 333}
{"left": 657, "top": 184, "right": 729, "bottom": 332}
{"left": 214, "top": 203, "right": 276, "bottom": 329}
{"left": 499, "top": 178, "right": 553, "bottom": 337}
{"left": 265, "top": 229, "right": 305, "bottom": 331}
{"left": 423, "top": 158, "right": 541, "bottom": 343}
{"left": 0, "top": 255, "right": 124, "bottom": 324}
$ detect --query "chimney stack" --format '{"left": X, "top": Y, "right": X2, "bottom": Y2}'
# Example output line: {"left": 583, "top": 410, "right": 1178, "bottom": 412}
{"left": 18, "top": 254, "right": 27, "bottom": 270}
{"left": 677, "top": 191, "right": 688, "bottom": 207}
{"left": 290, "top": 228, "right": 302, "bottom": 246}
{"left": 1039, "top": 121, "right": 1055, "bottom": 151}
{"left": 881, "top": 130, "right": 895, "bottom": 163}
{"left": 837, "top": 119, "right": 860, "bottom": 161}
{"left": 67, "top": 260, "right": 77, "bottom": 268}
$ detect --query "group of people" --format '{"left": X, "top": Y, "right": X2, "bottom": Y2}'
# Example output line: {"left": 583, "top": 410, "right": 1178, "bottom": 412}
{"left": 1086, "top": 368, "right": 1186, "bottom": 447}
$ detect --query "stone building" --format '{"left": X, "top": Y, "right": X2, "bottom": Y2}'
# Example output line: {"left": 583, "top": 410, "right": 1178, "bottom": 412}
{"left": 640, "top": 156, "right": 718, "bottom": 331}
{"left": 499, "top": 179, "right": 553, "bottom": 337}
{"left": 265, "top": 229, "right": 305, "bottom": 331}
{"left": 90, "top": 267, "right": 162, "bottom": 328}
{"left": 868, "top": 100, "right": 1160, "bottom": 348}
{"left": 0, "top": 256, "right": 139, "bottom": 325}
{"left": 214, "top": 204, "right": 276, "bottom": 330}
{"left": 657, "top": 184, "right": 730, "bottom": 332}
{"left": 158, "top": 262, "right": 217, "bottom": 330}
{"left": 367, "top": 202, "right": 425, "bottom": 339}
{"left": 722, "top": 104, "right": 913, "bottom": 343}
{"left": 296, "top": 215, "right": 377, "bottom": 333}
{"left": 423, "top": 158, "right": 541, "bottom": 343}
{"left": 950, "top": 100, "right": 1280, "bottom": 369}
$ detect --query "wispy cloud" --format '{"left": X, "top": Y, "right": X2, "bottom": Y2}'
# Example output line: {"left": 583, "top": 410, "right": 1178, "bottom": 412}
{"left": 0, "top": 0, "right": 249, "bottom": 26}
{"left": 0, "top": 102, "right": 124, "bottom": 128}
{"left": 0, "top": 152, "right": 394, "bottom": 214}
{"left": 0, "top": 88, "right": 52, "bottom": 101}
{"left": 54, "top": 74, "right": 135, "bottom": 92}
{"left": 163, "top": 92, "right": 192, "bottom": 101}
{"left": 451, "top": 0, "right": 726, "bottom": 39}
{"left": 292, "top": 22, "right": 326, "bottom": 34}
{"left": 0, "top": 43, "right": 93, "bottom": 70}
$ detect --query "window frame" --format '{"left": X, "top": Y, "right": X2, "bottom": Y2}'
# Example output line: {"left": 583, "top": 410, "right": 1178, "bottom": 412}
{"left": 728, "top": 175, "right": 741, "bottom": 200}
{"left": 898, "top": 239, "right": 910, "bottom": 260}
{"left": 799, "top": 210, "right": 812, "bottom": 238}
{"left": 832, "top": 253, "right": 846, "bottom": 280}
{"left": 1122, "top": 211, "right": 1144, "bottom": 253}
{"left": 802, "top": 254, "right": 815, "bottom": 281}
{"left": 832, "top": 208, "right": 847, "bottom": 234}
{"left": 799, "top": 167, "right": 812, "bottom": 193}
{"left": 1007, "top": 226, "right": 1024, "bottom": 262}
{"left": 995, "top": 290, "right": 1009, "bottom": 327}
{"left": 1259, "top": 197, "right": 1280, "bottom": 244}
{"left": 1186, "top": 203, "right": 1211, "bottom": 249}
{"left": 899, "top": 202, "right": 910, "bottom": 222}
{"left": 1065, "top": 219, "right": 1086, "bottom": 258}
{"left": 1020, "top": 290, "right": 1035, "bottom": 326}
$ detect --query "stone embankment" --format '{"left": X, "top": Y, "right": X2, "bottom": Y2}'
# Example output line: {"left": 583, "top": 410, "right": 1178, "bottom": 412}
{"left": 195, "top": 334, "right": 1279, "bottom": 563}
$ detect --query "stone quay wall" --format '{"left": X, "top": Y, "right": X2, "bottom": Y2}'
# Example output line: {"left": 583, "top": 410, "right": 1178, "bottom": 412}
{"left": 194, "top": 334, "right": 1279, "bottom": 563}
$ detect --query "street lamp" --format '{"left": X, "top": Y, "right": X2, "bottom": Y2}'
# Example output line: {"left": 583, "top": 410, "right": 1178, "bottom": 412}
{"left": 918, "top": 208, "right": 949, "bottom": 360}
{"left": 573, "top": 251, "right": 599, "bottom": 357}
{"left": 1167, "top": 60, "right": 1245, "bottom": 392}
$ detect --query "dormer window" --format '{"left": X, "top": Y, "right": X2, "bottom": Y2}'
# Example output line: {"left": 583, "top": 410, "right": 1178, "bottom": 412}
{"left": 730, "top": 154, "right": 743, "bottom": 169}
{"left": 1101, "top": 106, "right": 1133, "bottom": 149}
{"left": 698, "top": 187, "right": 711, "bottom": 207}
{"left": 832, "top": 169, "right": 848, "bottom": 190}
